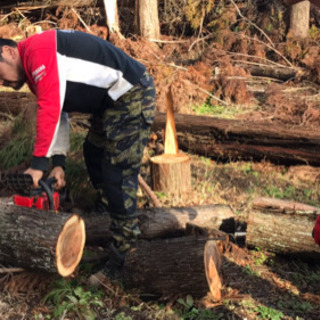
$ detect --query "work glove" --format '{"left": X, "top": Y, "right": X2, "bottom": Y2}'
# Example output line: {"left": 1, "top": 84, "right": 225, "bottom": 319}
{"left": 312, "top": 214, "right": 320, "bottom": 246}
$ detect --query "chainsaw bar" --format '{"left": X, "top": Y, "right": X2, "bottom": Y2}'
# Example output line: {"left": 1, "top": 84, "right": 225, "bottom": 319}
{"left": 5, "top": 173, "right": 34, "bottom": 196}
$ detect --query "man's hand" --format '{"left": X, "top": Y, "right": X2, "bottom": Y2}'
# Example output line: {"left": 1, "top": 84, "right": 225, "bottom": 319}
{"left": 49, "top": 166, "right": 66, "bottom": 189}
{"left": 24, "top": 168, "right": 43, "bottom": 188}
{"left": 312, "top": 215, "right": 320, "bottom": 246}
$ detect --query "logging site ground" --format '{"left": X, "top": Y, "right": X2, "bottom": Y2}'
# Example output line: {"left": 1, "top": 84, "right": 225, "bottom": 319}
{"left": 1, "top": 1, "right": 320, "bottom": 320}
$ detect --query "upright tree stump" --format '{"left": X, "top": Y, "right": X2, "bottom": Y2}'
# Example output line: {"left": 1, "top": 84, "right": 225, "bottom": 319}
{"left": 0, "top": 201, "right": 86, "bottom": 276}
{"left": 151, "top": 154, "right": 191, "bottom": 195}
{"left": 150, "top": 85, "right": 191, "bottom": 195}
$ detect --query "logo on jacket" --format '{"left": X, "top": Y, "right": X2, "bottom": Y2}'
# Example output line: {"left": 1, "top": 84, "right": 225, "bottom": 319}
{"left": 32, "top": 64, "right": 46, "bottom": 83}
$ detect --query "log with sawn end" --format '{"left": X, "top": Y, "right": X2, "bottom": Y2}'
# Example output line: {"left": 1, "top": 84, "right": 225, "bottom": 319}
{"left": 246, "top": 197, "right": 320, "bottom": 262}
{"left": 152, "top": 112, "right": 320, "bottom": 166}
{"left": 83, "top": 204, "right": 236, "bottom": 245}
{"left": 123, "top": 233, "right": 225, "bottom": 300}
{"left": 0, "top": 200, "right": 85, "bottom": 277}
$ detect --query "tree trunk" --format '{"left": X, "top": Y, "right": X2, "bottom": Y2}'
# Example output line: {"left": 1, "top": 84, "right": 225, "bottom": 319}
{"left": 83, "top": 204, "right": 236, "bottom": 245}
{"left": 0, "top": 201, "right": 86, "bottom": 276}
{"left": 246, "top": 197, "right": 320, "bottom": 262}
{"left": 152, "top": 112, "right": 320, "bottom": 166}
{"left": 123, "top": 235, "right": 223, "bottom": 299}
{"left": 135, "top": 0, "right": 160, "bottom": 40}
{"left": 103, "top": 0, "right": 124, "bottom": 39}
{"left": 290, "top": 1, "right": 310, "bottom": 39}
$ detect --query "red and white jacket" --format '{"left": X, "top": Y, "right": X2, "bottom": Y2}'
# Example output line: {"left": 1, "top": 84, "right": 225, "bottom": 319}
{"left": 17, "top": 29, "right": 146, "bottom": 171}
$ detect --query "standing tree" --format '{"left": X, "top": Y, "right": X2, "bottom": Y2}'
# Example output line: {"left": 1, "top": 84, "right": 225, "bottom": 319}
{"left": 284, "top": 0, "right": 311, "bottom": 39}
{"left": 135, "top": 0, "right": 160, "bottom": 40}
{"left": 103, "top": 0, "right": 124, "bottom": 39}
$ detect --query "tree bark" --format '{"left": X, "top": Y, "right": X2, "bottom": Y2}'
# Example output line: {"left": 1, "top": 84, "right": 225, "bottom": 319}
{"left": 123, "top": 235, "right": 224, "bottom": 299}
{"left": 135, "top": 0, "right": 160, "bottom": 40}
{"left": 152, "top": 112, "right": 320, "bottom": 166}
{"left": 246, "top": 197, "right": 320, "bottom": 262}
{"left": 0, "top": 201, "right": 86, "bottom": 276}
{"left": 83, "top": 204, "right": 236, "bottom": 245}
{"left": 290, "top": 1, "right": 310, "bottom": 39}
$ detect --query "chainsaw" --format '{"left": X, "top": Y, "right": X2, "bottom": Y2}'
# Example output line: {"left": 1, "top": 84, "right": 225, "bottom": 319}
{"left": 5, "top": 173, "right": 60, "bottom": 211}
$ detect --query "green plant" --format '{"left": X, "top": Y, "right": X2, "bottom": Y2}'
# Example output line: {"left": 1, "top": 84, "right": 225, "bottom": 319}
{"left": 254, "top": 305, "right": 283, "bottom": 320}
{"left": 254, "top": 248, "right": 267, "bottom": 266}
{"left": 114, "top": 312, "right": 132, "bottom": 320}
{"left": 43, "top": 278, "right": 103, "bottom": 319}
{"left": 242, "top": 265, "right": 260, "bottom": 277}
{"left": 176, "top": 295, "right": 223, "bottom": 320}
{"left": 193, "top": 103, "right": 226, "bottom": 116}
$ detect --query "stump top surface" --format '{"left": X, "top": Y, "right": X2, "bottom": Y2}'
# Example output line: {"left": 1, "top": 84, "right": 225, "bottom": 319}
{"left": 151, "top": 153, "right": 190, "bottom": 164}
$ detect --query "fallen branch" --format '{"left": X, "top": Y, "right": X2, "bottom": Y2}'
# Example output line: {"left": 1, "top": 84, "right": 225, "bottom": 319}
{"left": 0, "top": 267, "right": 25, "bottom": 273}
{"left": 138, "top": 174, "right": 162, "bottom": 208}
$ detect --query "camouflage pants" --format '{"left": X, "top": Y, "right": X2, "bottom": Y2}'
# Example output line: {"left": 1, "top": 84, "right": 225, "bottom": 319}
{"left": 83, "top": 71, "right": 155, "bottom": 252}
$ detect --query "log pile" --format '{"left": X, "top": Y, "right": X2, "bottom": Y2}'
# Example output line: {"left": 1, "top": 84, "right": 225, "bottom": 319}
{"left": 84, "top": 204, "right": 236, "bottom": 245}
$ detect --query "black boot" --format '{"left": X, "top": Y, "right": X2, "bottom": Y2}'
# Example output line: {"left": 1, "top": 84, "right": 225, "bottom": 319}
{"left": 103, "top": 243, "right": 125, "bottom": 280}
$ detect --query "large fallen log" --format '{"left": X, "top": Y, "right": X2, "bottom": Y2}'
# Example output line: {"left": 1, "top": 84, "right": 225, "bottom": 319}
{"left": 83, "top": 204, "right": 236, "bottom": 245}
{"left": 246, "top": 197, "right": 320, "bottom": 262}
{"left": 152, "top": 112, "right": 320, "bottom": 166}
{"left": 0, "top": 200, "right": 86, "bottom": 276}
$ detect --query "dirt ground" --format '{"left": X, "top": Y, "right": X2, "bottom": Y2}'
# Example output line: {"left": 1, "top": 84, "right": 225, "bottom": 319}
{"left": 0, "top": 2, "right": 320, "bottom": 319}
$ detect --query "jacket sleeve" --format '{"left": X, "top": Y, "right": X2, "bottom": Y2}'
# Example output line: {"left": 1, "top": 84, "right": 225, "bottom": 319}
{"left": 24, "top": 44, "right": 68, "bottom": 171}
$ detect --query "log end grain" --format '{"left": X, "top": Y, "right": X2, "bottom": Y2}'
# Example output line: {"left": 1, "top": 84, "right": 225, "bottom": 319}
{"left": 204, "top": 240, "right": 222, "bottom": 301}
{"left": 56, "top": 214, "right": 86, "bottom": 277}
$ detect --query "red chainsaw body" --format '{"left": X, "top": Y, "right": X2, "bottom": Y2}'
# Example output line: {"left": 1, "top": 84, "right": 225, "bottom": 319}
{"left": 13, "top": 192, "right": 60, "bottom": 210}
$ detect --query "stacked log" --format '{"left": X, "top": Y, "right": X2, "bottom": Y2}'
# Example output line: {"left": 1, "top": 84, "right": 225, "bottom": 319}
{"left": 246, "top": 197, "right": 320, "bottom": 262}
{"left": 0, "top": 200, "right": 85, "bottom": 277}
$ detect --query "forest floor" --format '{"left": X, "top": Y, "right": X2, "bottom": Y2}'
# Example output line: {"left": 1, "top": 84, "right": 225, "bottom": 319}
{"left": 0, "top": 3, "right": 320, "bottom": 319}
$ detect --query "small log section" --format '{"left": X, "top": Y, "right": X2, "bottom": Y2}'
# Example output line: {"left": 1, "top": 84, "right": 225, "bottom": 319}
{"left": 152, "top": 112, "right": 320, "bottom": 166}
{"left": 123, "top": 233, "right": 225, "bottom": 299}
{"left": 150, "top": 86, "right": 191, "bottom": 195}
{"left": 0, "top": 200, "right": 86, "bottom": 276}
{"left": 84, "top": 204, "right": 236, "bottom": 245}
{"left": 246, "top": 197, "right": 320, "bottom": 262}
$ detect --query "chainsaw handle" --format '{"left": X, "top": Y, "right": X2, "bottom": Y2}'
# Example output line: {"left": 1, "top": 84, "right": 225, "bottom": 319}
{"left": 38, "top": 178, "right": 57, "bottom": 210}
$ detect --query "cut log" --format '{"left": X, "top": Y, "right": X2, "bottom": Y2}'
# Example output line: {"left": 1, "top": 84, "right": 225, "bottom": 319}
{"left": 83, "top": 204, "right": 236, "bottom": 245}
{"left": 150, "top": 154, "right": 191, "bottom": 195}
{"left": 150, "top": 86, "right": 191, "bottom": 195}
{"left": 240, "top": 64, "right": 304, "bottom": 81}
{"left": 0, "top": 201, "right": 85, "bottom": 276}
{"left": 152, "top": 112, "right": 320, "bottom": 166}
{"left": 246, "top": 197, "right": 320, "bottom": 262}
{"left": 123, "top": 235, "right": 224, "bottom": 299}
